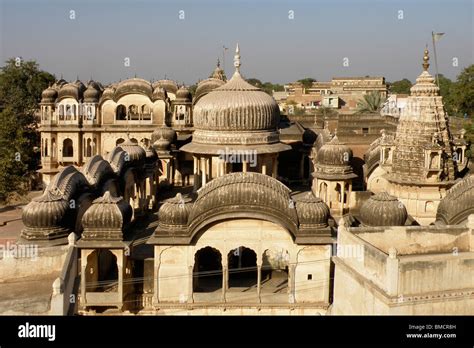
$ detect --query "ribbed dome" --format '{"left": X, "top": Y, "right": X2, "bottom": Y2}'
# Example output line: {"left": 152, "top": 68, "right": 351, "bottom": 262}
{"left": 153, "top": 137, "right": 171, "bottom": 153}
{"left": 295, "top": 192, "right": 330, "bottom": 229}
{"left": 83, "top": 81, "right": 102, "bottom": 102}
{"left": 152, "top": 87, "right": 167, "bottom": 101}
{"left": 359, "top": 192, "right": 407, "bottom": 227}
{"left": 151, "top": 125, "right": 177, "bottom": 144}
{"left": 193, "top": 72, "right": 280, "bottom": 132}
{"left": 313, "top": 135, "right": 356, "bottom": 180}
{"left": 58, "top": 82, "right": 84, "bottom": 101}
{"left": 118, "top": 137, "right": 146, "bottom": 164}
{"left": 100, "top": 86, "right": 115, "bottom": 102}
{"left": 41, "top": 86, "right": 58, "bottom": 103}
{"left": 22, "top": 190, "right": 69, "bottom": 230}
{"left": 154, "top": 79, "right": 178, "bottom": 95}
{"left": 436, "top": 175, "right": 474, "bottom": 225}
{"left": 176, "top": 86, "right": 192, "bottom": 101}
{"left": 82, "top": 191, "right": 132, "bottom": 241}
{"left": 114, "top": 78, "right": 152, "bottom": 100}
{"left": 157, "top": 193, "right": 193, "bottom": 233}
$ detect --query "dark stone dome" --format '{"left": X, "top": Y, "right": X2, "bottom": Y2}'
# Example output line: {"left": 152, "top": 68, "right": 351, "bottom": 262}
{"left": 295, "top": 192, "right": 330, "bottom": 229}
{"left": 313, "top": 135, "right": 357, "bottom": 180}
{"left": 41, "top": 86, "right": 58, "bottom": 103}
{"left": 82, "top": 191, "right": 132, "bottom": 241}
{"left": 83, "top": 81, "right": 102, "bottom": 103}
{"left": 359, "top": 192, "right": 407, "bottom": 227}
{"left": 21, "top": 190, "right": 69, "bottom": 240}
{"left": 118, "top": 137, "right": 146, "bottom": 165}
{"left": 151, "top": 125, "right": 177, "bottom": 144}
{"left": 157, "top": 193, "right": 193, "bottom": 233}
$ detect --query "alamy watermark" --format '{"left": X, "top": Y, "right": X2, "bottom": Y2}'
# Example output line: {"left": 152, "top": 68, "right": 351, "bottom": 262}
{"left": 0, "top": 241, "right": 38, "bottom": 260}
{"left": 217, "top": 147, "right": 258, "bottom": 167}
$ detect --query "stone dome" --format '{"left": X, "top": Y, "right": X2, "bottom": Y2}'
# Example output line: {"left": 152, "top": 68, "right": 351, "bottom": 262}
{"left": 82, "top": 191, "right": 132, "bottom": 241}
{"left": 152, "top": 87, "right": 167, "bottom": 101}
{"left": 359, "top": 192, "right": 407, "bottom": 227}
{"left": 151, "top": 124, "right": 177, "bottom": 144}
{"left": 295, "top": 192, "right": 330, "bottom": 229}
{"left": 157, "top": 193, "right": 193, "bottom": 233}
{"left": 154, "top": 79, "right": 178, "bottom": 95}
{"left": 58, "top": 82, "right": 85, "bottom": 101}
{"left": 114, "top": 78, "right": 152, "bottom": 100}
{"left": 41, "top": 85, "right": 58, "bottom": 103}
{"left": 83, "top": 81, "right": 102, "bottom": 102}
{"left": 313, "top": 135, "right": 356, "bottom": 180}
{"left": 118, "top": 137, "right": 146, "bottom": 164}
{"left": 21, "top": 190, "right": 69, "bottom": 239}
{"left": 436, "top": 175, "right": 474, "bottom": 225}
{"left": 175, "top": 86, "right": 192, "bottom": 102}
{"left": 193, "top": 78, "right": 226, "bottom": 104}
{"left": 153, "top": 137, "right": 171, "bottom": 153}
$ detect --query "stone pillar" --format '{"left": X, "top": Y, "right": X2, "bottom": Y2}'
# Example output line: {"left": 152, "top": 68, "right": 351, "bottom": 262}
{"left": 340, "top": 182, "right": 345, "bottom": 212}
{"left": 288, "top": 264, "right": 296, "bottom": 303}
{"left": 222, "top": 266, "right": 227, "bottom": 302}
{"left": 257, "top": 264, "right": 262, "bottom": 303}
{"left": 262, "top": 160, "right": 267, "bottom": 175}
{"left": 80, "top": 249, "right": 93, "bottom": 308}
{"left": 154, "top": 248, "right": 161, "bottom": 306}
{"left": 111, "top": 249, "right": 124, "bottom": 310}
{"left": 348, "top": 183, "right": 352, "bottom": 209}
{"left": 201, "top": 157, "right": 207, "bottom": 187}
{"left": 243, "top": 161, "right": 248, "bottom": 173}
{"left": 188, "top": 265, "right": 194, "bottom": 303}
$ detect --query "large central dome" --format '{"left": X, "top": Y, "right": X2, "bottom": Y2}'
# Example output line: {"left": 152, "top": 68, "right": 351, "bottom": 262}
{"left": 186, "top": 45, "right": 284, "bottom": 150}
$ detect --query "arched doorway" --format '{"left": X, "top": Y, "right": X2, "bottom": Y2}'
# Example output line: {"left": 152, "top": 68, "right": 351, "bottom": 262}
{"left": 227, "top": 247, "right": 257, "bottom": 290}
{"left": 193, "top": 247, "right": 222, "bottom": 294}
{"left": 62, "top": 138, "right": 74, "bottom": 157}
{"left": 85, "top": 249, "right": 118, "bottom": 293}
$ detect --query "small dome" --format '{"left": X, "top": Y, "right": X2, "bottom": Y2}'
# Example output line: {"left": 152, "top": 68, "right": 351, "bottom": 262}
{"left": 152, "top": 87, "right": 167, "bottom": 101}
{"left": 118, "top": 137, "right": 146, "bottom": 164}
{"left": 175, "top": 86, "right": 192, "bottom": 102}
{"left": 209, "top": 59, "right": 226, "bottom": 81}
{"left": 154, "top": 79, "right": 178, "bottom": 95}
{"left": 151, "top": 124, "right": 177, "bottom": 144}
{"left": 314, "top": 135, "right": 357, "bottom": 180}
{"left": 41, "top": 86, "right": 58, "bottom": 103}
{"left": 82, "top": 191, "right": 132, "bottom": 241}
{"left": 153, "top": 137, "right": 171, "bottom": 153}
{"left": 100, "top": 86, "right": 116, "bottom": 102}
{"left": 295, "top": 192, "right": 330, "bottom": 229}
{"left": 359, "top": 192, "right": 407, "bottom": 227}
{"left": 83, "top": 81, "right": 101, "bottom": 103}
{"left": 21, "top": 190, "right": 69, "bottom": 239}
{"left": 157, "top": 193, "right": 193, "bottom": 233}
{"left": 193, "top": 78, "right": 226, "bottom": 104}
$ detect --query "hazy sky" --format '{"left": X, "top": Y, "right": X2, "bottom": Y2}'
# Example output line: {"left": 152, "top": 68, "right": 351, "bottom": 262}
{"left": 0, "top": 0, "right": 472, "bottom": 85}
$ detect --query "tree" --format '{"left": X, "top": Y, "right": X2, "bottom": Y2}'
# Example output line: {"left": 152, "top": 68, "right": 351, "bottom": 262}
{"left": 297, "top": 78, "right": 316, "bottom": 89}
{"left": 388, "top": 78, "right": 412, "bottom": 94}
{"left": 356, "top": 91, "right": 386, "bottom": 113}
{"left": 0, "top": 59, "right": 54, "bottom": 201}
{"left": 452, "top": 65, "right": 474, "bottom": 117}
{"left": 246, "top": 78, "right": 285, "bottom": 95}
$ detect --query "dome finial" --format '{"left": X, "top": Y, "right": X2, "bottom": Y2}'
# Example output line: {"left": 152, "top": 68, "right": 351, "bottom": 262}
{"left": 234, "top": 43, "right": 241, "bottom": 73}
{"left": 422, "top": 45, "right": 430, "bottom": 71}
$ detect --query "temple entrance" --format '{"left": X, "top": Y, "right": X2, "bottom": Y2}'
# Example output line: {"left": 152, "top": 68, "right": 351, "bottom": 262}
{"left": 193, "top": 247, "right": 222, "bottom": 293}
{"left": 85, "top": 249, "right": 118, "bottom": 292}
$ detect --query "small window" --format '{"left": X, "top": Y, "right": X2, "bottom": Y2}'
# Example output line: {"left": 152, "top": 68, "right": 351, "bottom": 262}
{"left": 307, "top": 274, "right": 312, "bottom": 280}
{"left": 362, "top": 128, "right": 369, "bottom": 134}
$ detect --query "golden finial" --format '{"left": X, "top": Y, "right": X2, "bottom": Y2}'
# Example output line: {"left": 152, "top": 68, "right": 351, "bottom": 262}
{"left": 422, "top": 45, "right": 430, "bottom": 71}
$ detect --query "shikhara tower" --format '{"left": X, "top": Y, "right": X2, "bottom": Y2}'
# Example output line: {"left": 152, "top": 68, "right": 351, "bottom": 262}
{"left": 377, "top": 47, "right": 465, "bottom": 224}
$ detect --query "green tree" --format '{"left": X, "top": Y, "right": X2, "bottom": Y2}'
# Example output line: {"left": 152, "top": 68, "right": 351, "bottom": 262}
{"left": 452, "top": 65, "right": 474, "bottom": 117}
{"left": 0, "top": 58, "right": 54, "bottom": 201}
{"left": 356, "top": 91, "right": 386, "bottom": 113}
{"left": 388, "top": 78, "right": 412, "bottom": 94}
{"left": 297, "top": 78, "right": 316, "bottom": 89}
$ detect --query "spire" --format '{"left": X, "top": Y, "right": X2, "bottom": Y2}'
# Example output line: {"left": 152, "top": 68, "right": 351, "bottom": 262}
{"left": 217, "top": 58, "right": 220, "bottom": 68}
{"left": 233, "top": 43, "right": 241, "bottom": 73}
{"left": 422, "top": 45, "right": 430, "bottom": 71}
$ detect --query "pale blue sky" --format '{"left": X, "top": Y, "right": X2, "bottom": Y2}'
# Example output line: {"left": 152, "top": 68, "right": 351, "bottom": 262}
{"left": 0, "top": 0, "right": 472, "bottom": 84}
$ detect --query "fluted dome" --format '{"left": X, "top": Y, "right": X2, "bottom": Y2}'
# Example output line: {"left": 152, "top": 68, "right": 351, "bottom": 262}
{"left": 295, "top": 192, "right": 330, "bottom": 229}
{"left": 176, "top": 86, "right": 192, "bottom": 102}
{"left": 359, "top": 192, "right": 407, "bottom": 227}
{"left": 83, "top": 81, "right": 101, "bottom": 102}
{"left": 82, "top": 191, "right": 132, "bottom": 241}
{"left": 314, "top": 135, "right": 357, "bottom": 180}
{"left": 157, "top": 193, "right": 193, "bottom": 233}
{"left": 118, "top": 137, "right": 146, "bottom": 164}
{"left": 436, "top": 175, "right": 474, "bottom": 225}
{"left": 21, "top": 190, "right": 69, "bottom": 240}
{"left": 114, "top": 78, "right": 152, "bottom": 100}
{"left": 58, "top": 82, "right": 85, "bottom": 101}
{"left": 154, "top": 79, "right": 178, "bottom": 95}
{"left": 41, "top": 85, "right": 58, "bottom": 103}
{"left": 151, "top": 124, "right": 177, "bottom": 144}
